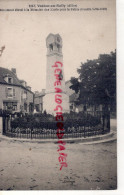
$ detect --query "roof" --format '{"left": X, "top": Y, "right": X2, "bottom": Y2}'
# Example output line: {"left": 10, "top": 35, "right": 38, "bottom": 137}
{"left": 34, "top": 92, "right": 45, "bottom": 98}
{"left": 0, "top": 67, "right": 21, "bottom": 85}
{"left": 0, "top": 67, "right": 33, "bottom": 94}
{"left": 46, "top": 33, "right": 61, "bottom": 40}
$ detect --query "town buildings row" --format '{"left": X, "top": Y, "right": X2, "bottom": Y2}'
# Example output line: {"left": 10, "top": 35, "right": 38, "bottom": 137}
{"left": 0, "top": 67, "right": 103, "bottom": 115}
{"left": 0, "top": 67, "right": 34, "bottom": 115}
{"left": 0, "top": 67, "right": 81, "bottom": 115}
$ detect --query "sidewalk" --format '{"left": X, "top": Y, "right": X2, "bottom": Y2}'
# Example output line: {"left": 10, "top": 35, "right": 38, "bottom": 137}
{"left": 0, "top": 129, "right": 116, "bottom": 144}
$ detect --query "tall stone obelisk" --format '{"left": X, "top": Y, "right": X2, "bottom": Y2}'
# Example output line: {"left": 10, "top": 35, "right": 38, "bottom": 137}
{"left": 43, "top": 33, "right": 70, "bottom": 115}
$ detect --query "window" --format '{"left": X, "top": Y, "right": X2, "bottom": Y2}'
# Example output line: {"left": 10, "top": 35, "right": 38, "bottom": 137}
{"left": 22, "top": 90, "right": 27, "bottom": 100}
{"left": 24, "top": 103, "right": 27, "bottom": 112}
{"left": 3, "top": 102, "right": 17, "bottom": 111}
{"left": 4, "top": 75, "right": 13, "bottom": 84}
{"left": 7, "top": 88, "right": 13, "bottom": 98}
{"left": 29, "top": 103, "right": 34, "bottom": 113}
{"left": 13, "top": 88, "right": 16, "bottom": 97}
{"left": 5, "top": 87, "right": 16, "bottom": 98}
{"left": 13, "top": 104, "right": 17, "bottom": 111}
{"left": 8, "top": 77, "right": 13, "bottom": 84}
{"left": 57, "top": 44, "right": 60, "bottom": 52}
{"left": 49, "top": 44, "right": 53, "bottom": 51}
{"left": 35, "top": 104, "right": 40, "bottom": 112}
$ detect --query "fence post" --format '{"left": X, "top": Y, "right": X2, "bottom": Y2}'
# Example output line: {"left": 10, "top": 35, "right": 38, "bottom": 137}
{"left": 84, "top": 126, "right": 86, "bottom": 138}
{"left": 102, "top": 111, "right": 105, "bottom": 134}
{"left": 102, "top": 110, "right": 110, "bottom": 133}
{"left": 2, "top": 116, "right": 5, "bottom": 135}
{"left": 106, "top": 111, "right": 110, "bottom": 132}
{"left": 31, "top": 126, "right": 33, "bottom": 139}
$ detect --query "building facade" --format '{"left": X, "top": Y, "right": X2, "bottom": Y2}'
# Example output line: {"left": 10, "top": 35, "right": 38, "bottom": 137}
{"left": 65, "top": 80, "right": 83, "bottom": 112}
{"left": 0, "top": 67, "right": 34, "bottom": 114}
{"left": 34, "top": 90, "right": 45, "bottom": 113}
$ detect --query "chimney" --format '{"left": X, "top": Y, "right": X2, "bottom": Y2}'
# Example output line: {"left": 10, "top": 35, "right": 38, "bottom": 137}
{"left": 20, "top": 80, "right": 27, "bottom": 87}
{"left": 27, "top": 86, "right": 31, "bottom": 91}
{"left": 42, "top": 89, "right": 46, "bottom": 95}
{"left": 34, "top": 91, "right": 39, "bottom": 95}
{"left": 11, "top": 68, "right": 16, "bottom": 75}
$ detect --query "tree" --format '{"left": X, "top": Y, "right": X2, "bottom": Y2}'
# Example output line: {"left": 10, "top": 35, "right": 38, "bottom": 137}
{"left": 70, "top": 50, "right": 116, "bottom": 111}
{"left": 0, "top": 45, "right": 5, "bottom": 57}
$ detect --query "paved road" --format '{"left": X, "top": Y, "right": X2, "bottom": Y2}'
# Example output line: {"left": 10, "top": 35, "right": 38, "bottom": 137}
{"left": 0, "top": 138, "right": 117, "bottom": 190}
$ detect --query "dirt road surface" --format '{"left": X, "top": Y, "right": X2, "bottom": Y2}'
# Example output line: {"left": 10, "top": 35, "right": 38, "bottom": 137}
{"left": 0, "top": 138, "right": 117, "bottom": 190}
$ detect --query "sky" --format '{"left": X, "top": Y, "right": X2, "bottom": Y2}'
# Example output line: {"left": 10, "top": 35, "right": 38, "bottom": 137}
{"left": 0, "top": 0, "right": 116, "bottom": 92}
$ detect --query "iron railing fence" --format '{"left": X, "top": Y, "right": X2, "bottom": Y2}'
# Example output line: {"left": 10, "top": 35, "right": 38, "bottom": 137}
{"left": 3, "top": 111, "right": 110, "bottom": 139}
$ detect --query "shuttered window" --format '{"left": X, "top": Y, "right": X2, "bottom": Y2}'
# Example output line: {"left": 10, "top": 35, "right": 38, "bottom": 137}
{"left": 5, "top": 87, "right": 15, "bottom": 98}
{"left": 7, "top": 87, "right": 13, "bottom": 97}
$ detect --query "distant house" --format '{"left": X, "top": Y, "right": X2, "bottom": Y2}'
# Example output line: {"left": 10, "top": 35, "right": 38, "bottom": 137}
{"left": 65, "top": 80, "right": 82, "bottom": 112}
{"left": 65, "top": 80, "right": 103, "bottom": 112}
{"left": 34, "top": 89, "right": 45, "bottom": 113}
{"left": 34, "top": 81, "right": 79, "bottom": 114}
{"left": 34, "top": 81, "right": 83, "bottom": 114}
{"left": 0, "top": 67, "right": 34, "bottom": 114}
{"left": 34, "top": 80, "right": 103, "bottom": 114}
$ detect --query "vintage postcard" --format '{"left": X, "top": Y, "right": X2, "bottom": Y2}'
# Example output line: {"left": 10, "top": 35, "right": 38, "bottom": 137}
{"left": 0, "top": 0, "right": 116, "bottom": 191}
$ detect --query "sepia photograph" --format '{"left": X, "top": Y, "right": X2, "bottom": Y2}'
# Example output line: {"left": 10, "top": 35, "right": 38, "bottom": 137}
{"left": 0, "top": 0, "right": 116, "bottom": 191}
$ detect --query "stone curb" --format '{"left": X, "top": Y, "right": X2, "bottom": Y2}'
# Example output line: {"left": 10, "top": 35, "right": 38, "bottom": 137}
{"left": 78, "top": 137, "right": 116, "bottom": 145}
{"left": 0, "top": 130, "right": 116, "bottom": 144}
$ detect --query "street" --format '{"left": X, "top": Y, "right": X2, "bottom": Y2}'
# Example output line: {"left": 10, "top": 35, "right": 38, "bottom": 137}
{"left": 0, "top": 138, "right": 117, "bottom": 190}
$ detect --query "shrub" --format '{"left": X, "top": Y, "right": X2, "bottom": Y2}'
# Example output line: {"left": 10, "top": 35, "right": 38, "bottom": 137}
{"left": 11, "top": 111, "right": 101, "bottom": 130}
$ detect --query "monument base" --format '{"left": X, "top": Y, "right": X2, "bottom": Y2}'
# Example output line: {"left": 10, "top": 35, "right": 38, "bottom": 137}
{"left": 43, "top": 93, "right": 70, "bottom": 115}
